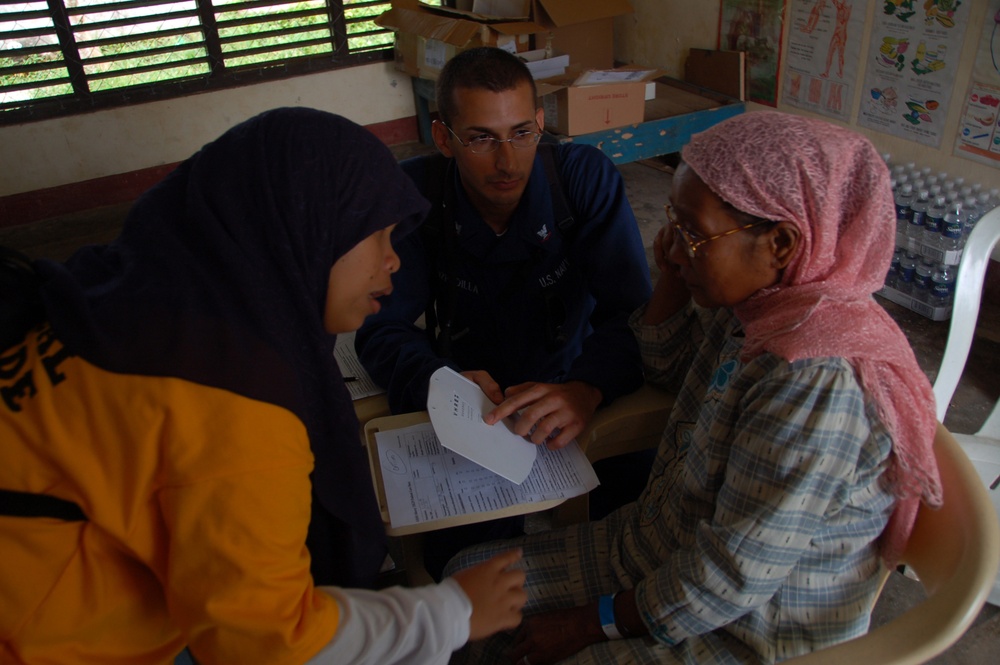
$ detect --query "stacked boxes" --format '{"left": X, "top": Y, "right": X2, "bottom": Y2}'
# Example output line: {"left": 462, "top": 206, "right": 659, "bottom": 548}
{"left": 375, "top": 0, "right": 648, "bottom": 135}
{"left": 536, "top": 68, "right": 659, "bottom": 136}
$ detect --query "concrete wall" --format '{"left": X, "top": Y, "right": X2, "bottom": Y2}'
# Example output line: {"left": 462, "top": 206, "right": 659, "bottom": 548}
{"left": 4, "top": 1, "right": 999, "bottom": 198}
{"left": 615, "top": 0, "right": 1000, "bottom": 193}
{"left": 0, "top": 61, "right": 416, "bottom": 198}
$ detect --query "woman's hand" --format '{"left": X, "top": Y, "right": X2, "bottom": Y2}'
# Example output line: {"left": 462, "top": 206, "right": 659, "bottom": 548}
{"left": 450, "top": 549, "right": 527, "bottom": 641}
{"left": 508, "top": 603, "right": 605, "bottom": 665}
{"left": 644, "top": 226, "right": 690, "bottom": 325}
{"left": 652, "top": 224, "right": 673, "bottom": 275}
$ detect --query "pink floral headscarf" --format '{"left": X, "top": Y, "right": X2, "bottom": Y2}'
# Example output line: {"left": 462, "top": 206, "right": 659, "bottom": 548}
{"left": 682, "top": 112, "right": 941, "bottom": 564}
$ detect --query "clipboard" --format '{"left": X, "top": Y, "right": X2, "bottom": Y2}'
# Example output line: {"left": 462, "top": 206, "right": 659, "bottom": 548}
{"left": 364, "top": 412, "right": 568, "bottom": 536}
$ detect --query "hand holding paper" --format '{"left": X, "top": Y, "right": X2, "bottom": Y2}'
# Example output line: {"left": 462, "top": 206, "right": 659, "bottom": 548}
{"left": 427, "top": 367, "right": 537, "bottom": 484}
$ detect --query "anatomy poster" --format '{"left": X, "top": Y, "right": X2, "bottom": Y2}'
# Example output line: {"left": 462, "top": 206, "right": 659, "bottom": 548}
{"left": 857, "top": 0, "right": 971, "bottom": 147}
{"left": 719, "top": 0, "right": 787, "bottom": 106}
{"left": 953, "top": 0, "right": 1000, "bottom": 168}
{"left": 783, "top": 0, "right": 871, "bottom": 120}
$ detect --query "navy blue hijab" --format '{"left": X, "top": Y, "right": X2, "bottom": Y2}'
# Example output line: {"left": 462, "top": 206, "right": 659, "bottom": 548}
{"left": 34, "top": 108, "right": 429, "bottom": 586}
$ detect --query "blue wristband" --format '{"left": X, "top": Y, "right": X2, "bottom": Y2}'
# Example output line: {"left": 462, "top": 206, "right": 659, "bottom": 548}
{"left": 599, "top": 594, "right": 623, "bottom": 640}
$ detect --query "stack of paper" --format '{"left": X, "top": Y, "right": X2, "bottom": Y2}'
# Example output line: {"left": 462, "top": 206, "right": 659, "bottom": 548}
{"left": 374, "top": 367, "right": 599, "bottom": 530}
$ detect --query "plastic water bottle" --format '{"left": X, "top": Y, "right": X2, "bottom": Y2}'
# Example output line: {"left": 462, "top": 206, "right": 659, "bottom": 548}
{"left": 909, "top": 189, "right": 930, "bottom": 241}
{"left": 894, "top": 183, "right": 914, "bottom": 236}
{"left": 898, "top": 251, "right": 918, "bottom": 294}
{"left": 929, "top": 263, "right": 956, "bottom": 309}
{"left": 912, "top": 258, "right": 934, "bottom": 302}
{"left": 922, "top": 195, "right": 948, "bottom": 248}
{"left": 962, "top": 196, "right": 981, "bottom": 238}
{"left": 979, "top": 191, "right": 993, "bottom": 212}
{"left": 940, "top": 202, "right": 965, "bottom": 252}
{"left": 886, "top": 248, "right": 902, "bottom": 289}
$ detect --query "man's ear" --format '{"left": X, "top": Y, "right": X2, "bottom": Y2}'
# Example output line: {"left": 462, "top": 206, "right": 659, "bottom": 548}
{"left": 771, "top": 222, "right": 801, "bottom": 270}
{"left": 535, "top": 106, "right": 545, "bottom": 132}
{"left": 431, "top": 120, "right": 454, "bottom": 158}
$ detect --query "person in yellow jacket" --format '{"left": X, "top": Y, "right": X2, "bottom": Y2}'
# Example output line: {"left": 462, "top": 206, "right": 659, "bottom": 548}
{"left": 0, "top": 107, "right": 525, "bottom": 665}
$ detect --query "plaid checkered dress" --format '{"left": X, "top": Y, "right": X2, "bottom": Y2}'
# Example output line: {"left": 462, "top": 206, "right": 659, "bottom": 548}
{"left": 447, "top": 304, "right": 895, "bottom": 664}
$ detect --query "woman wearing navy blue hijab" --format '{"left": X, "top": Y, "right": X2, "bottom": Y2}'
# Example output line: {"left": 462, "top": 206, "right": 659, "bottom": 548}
{"left": 0, "top": 108, "right": 526, "bottom": 664}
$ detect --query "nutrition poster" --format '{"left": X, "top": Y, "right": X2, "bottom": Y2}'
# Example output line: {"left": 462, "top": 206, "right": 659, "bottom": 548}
{"left": 857, "top": 0, "right": 971, "bottom": 147}
{"left": 953, "top": 0, "right": 1000, "bottom": 168}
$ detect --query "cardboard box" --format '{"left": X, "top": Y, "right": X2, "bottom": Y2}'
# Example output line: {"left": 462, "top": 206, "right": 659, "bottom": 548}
{"left": 377, "top": 0, "right": 633, "bottom": 81}
{"left": 416, "top": 0, "right": 530, "bottom": 21}
{"left": 519, "top": 48, "right": 569, "bottom": 80}
{"left": 530, "top": 1, "right": 633, "bottom": 71}
{"left": 530, "top": 0, "right": 633, "bottom": 29}
{"left": 684, "top": 48, "right": 745, "bottom": 100}
{"left": 538, "top": 67, "right": 659, "bottom": 136}
{"left": 414, "top": 0, "right": 631, "bottom": 26}
{"left": 537, "top": 18, "right": 614, "bottom": 71}
{"left": 376, "top": 5, "right": 543, "bottom": 80}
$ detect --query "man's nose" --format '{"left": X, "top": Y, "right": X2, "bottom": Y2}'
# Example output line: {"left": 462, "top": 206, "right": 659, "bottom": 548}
{"left": 494, "top": 139, "right": 516, "bottom": 169}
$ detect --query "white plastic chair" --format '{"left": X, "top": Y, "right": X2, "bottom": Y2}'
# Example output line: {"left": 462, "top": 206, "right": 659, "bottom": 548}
{"left": 784, "top": 424, "right": 1000, "bottom": 664}
{"left": 930, "top": 204, "right": 1000, "bottom": 607}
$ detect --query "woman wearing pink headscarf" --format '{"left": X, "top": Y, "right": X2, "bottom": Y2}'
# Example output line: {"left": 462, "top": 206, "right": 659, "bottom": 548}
{"left": 447, "top": 112, "right": 941, "bottom": 665}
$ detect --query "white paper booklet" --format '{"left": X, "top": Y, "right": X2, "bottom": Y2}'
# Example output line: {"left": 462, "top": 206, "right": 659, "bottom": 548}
{"left": 333, "top": 331, "right": 385, "bottom": 400}
{"left": 426, "top": 366, "right": 537, "bottom": 483}
{"left": 375, "top": 422, "right": 599, "bottom": 530}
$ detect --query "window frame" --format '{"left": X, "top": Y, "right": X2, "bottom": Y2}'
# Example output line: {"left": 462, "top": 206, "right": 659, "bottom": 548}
{"left": 0, "top": 0, "right": 393, "bottom": 126}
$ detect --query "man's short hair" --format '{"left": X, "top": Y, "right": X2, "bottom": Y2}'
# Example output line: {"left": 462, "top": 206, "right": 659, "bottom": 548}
{"left": 435, "top": 47, "right": 537, "bottom": 126}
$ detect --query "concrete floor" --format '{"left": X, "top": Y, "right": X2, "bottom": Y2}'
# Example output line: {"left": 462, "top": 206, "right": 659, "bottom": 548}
{"left": 2, "top": 144, "right": 997, "bottom": 662}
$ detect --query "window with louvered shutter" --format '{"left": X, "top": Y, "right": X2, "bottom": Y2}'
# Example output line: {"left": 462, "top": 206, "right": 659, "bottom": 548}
{"left": 0, "top": 0, "right": 393, "bottom": 124}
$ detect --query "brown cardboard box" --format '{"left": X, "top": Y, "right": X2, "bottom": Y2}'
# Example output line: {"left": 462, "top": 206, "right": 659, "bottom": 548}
{"left": 684, "top": 48, "right": 745, "bottom": 100}
{"left": 530, "top": 0, "right": 633, "bottom": 29}
{"left": 413, "top": 0, "right": 530, "bottom": 21}
{"left": 538, "top": 67, "right": 658, "bottom": 136}
{"left": 537, "top": 18, "right": 614, "bottom": 71}
{"left": 531, "top": 0, "right": 633, "bottom": 71}
{"left": 376, "top": 6, "right": 543, "bottom": 80}
{"left": 377, "top": 0, "right": 633, "bottom": 81}
{"left": 473, "top": 0, "right": 530, "bottom": 16}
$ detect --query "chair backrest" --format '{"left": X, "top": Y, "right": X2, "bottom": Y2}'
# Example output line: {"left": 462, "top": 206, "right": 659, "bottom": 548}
{"left": 932, "top": 205, "right": 1000, "bottom": 437}
{"left": 784, "top": 423, "right": 1000, "bottom": 665}
{"left": 576, "top": 383, "right": 674, "bottom": 464}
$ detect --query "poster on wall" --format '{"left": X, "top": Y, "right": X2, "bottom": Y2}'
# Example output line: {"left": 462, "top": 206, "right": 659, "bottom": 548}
{"left": 782, "top": 0, "right": 871, "bottom": 121}
{"left": 953, "top": 0, "right": 1000, "bottom": 168}
{"left": 719, "top": 0, "right": 787, "bottom": 106}
{"left": 856, "top": 0, "right": 971, "bottom": 147}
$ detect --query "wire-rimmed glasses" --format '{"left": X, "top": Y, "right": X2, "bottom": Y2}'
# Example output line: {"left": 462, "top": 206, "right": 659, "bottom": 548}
{"left": 664, "top": 204, "right": 772, "bottom": 258}
{"left": 441, "top": 122, "right": 543, "bottom": 154}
